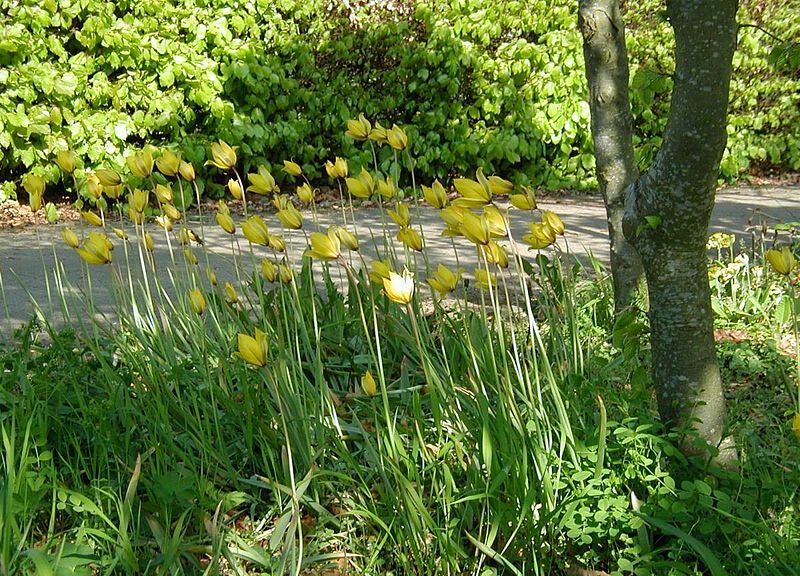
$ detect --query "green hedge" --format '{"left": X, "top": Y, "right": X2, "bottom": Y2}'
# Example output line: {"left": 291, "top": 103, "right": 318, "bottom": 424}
{"left": 0, "top": 0, "right": 797, "bottom": 201}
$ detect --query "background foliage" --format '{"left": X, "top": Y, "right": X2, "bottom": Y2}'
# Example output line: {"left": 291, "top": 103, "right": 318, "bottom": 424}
{"left": 0, "top": 0, "right": 798, "bottom": 200}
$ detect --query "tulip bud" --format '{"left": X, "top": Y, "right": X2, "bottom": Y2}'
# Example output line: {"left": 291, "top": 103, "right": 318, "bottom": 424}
{"left": 156, "top": 149, "right": 181, "bottom": 177}
{"left": 178, "top": 160, "right": 196, "bottom": 181}
{"left": 55, "top": 150, "right": 76, "bottom": 174}
{"left": 282, "top": 160, "right": 303, "bottom": 177}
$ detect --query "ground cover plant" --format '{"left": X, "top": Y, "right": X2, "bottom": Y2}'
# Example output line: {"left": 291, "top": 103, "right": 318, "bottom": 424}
{"left": 1, "top": 120, "right": 799, "bottom": 575}
{"left": 1, "top": 0, "right": 798, "bottom": 202}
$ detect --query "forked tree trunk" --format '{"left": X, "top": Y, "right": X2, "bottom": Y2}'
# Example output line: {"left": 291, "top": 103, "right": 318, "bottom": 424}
{"left": 578, "top": 0, "right": 642, "bottom": 312}
{"left": 581, "top": 0, "right": 739, "bottom": 463}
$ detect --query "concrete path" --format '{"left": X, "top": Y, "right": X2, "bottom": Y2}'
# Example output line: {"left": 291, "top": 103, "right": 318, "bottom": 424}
{"left": 1, "top": 183, "right": 798, "bottom": 337}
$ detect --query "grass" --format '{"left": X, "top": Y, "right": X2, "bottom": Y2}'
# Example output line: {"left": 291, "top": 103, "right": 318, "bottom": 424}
{"left": 1, "top": 136, "right": 799, "bottom": 575}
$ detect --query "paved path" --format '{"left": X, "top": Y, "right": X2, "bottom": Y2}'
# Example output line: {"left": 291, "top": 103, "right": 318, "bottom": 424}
{"left": 1, "top": 183, "right": 798, "bottom": 337}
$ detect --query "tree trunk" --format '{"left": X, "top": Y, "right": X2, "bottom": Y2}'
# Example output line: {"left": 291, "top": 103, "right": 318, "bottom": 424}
{"left": 578, "top": 0, "right": 642, "bottom": 312}
{"left": 581, "top": 0, "right": 740, "bottom": 462}
{"left": 622, "top": 0, "right": 739, "bottom": 462}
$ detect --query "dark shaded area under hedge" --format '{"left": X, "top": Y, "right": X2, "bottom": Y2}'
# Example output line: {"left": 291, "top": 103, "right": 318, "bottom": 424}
{"left": 0, "top": 0, "right": 798, "bottom": 200}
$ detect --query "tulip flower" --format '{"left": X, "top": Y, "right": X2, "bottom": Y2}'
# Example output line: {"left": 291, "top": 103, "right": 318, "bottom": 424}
{"left": 542, "top": 211, "right": 566, "bottom": 236}
{"left": 387, "top": 124, "right": 408, "bottom": 151}
{"left": 483, "top": 205, "right": 508, "bottom": 238}
{"left": 81, "top": 211, "right": 103, "bottom": 227}
{"left": 279, "top": 263, "right": 293, "bottom": 283}
{"left": 162, "top": 203, "right": 181, "bottom": 221}
{"left": 460, "top": 211, "right": 491, "bottom": 246}
{"left": 334, "top": 226, "right": 359, "bottom": 251}
{"left": 242, "top": 216, "right": 270, "bottom": 246}
{"left": 523, "top": 222, "right": 557, "bottom": 249}
{"left": 177, "top": 227, "right": 203, "bottom": 246}
{"left": 55, "top": 150, "right": 76, "bottom": 174}
{"left": 237, "top": 329, "right": 268, "bottom": 367}
{"left": 216, "top": 212, "right": 236, "bottom": 234}
{"left": 129, "top": 188, "right": 149, "bottom": 214}
{"left": 369, "top": 259, "right": 393, "bottom": 285}
{"left": 95, "top": 169, "right": 121, "bottom": 187}
{"left": 156, "top": 149, "right": 180, "bottom": 177}
{"left": 369, "top": 121, "right": 388, "bottom": 145}
{"left": 346, "top": 168, "right": 374, "bottom": 199}
{"left": 155, "top": 184, "right": 173, "bottom": 204}
{"left": 206, "top": 140, "right": 237, "bottom": 171}
{"left": 361, "top": 370, "right": 378, "bottom": 396}
{"left": 376, "top": 176, "right": 397, "bottom": 200}
{"left": 143, "top": 232, "right": 155, "bottom": 252}
{"left": 283, "top": 160, "right": 303, "bottom": 177}
{"left": 397, "top": 227, "right": 424, "bottom": 251}
{"left": 488, "top": 175, "right": 514, "bottom": 195}
{"left": 62, "top": 227, "right": 80, "bottom": 248}
{"left": 247, "top": 165, "right": 279, "bottom": 195}
{"left": 306, "top": 228, "right": 341, "bottom": 260}
{"left": 510, "top": 188, "right": 537, "bottom": 211}
{"left": 453, "top": 168, "right": 492, "bottom": 208}
{"left": 86, "top": 175, "right": 104, "bottom": 200}
{"left": 481, "top": 242, "right": 509, "bottom": 268}
{"left": 113, "top": 228, "right": 129, "bottom": 240}
{"left": 224, "top": 282, "right": 239, "bottom": 304}
{"left": 261, "top": 259, "right": 278, "bottom": 282}
{"left": 428, "top": 264, "right": 461, "bottom": 296}
{"left": 228, "top": 178, "right": 242, "bottom": 200}
{"left": 297, "top": 183, "right": 315, "bottom": 204}
{"left": 188, "top": 288, "right": 206, "bottom": 314}
{"left": 184, "top": 248, "right": 198, "bottom": 265}
{"left": 155, "top": 215, "right": 173, "bottom": 231}
{"left": 383, "top": 269, "right": 415, "bottom": 305}
{"left": 77, "top": 232, "right": 112, "bottom": 265}
{"left": 422, "top": 179, "right": 448, "bottom": 209}
{"left": 126, "top": 148, "right": 154, "bottom": 178}
{"left": 345, "top": 114, "right": 372, "bottom": 140}
{"left": 268, "top": 234, "right": 286, "bottom": 252}
{"left": 178, "top": 160, "right": 196, "bottom": 181}
{"left": 325, "top": 157, "right": 348, "bottom": 179}
{"left": 277, "top": 205, "right": 303, "bottom": 230}
{"left": 207, "top": 268, "right": 218, "bottom": 286}
{"left": 389, "top": 203, "right": 411, "bottom": 228}
{"left": 23, "top": 174, "right": 45, "bottom": 213}
{"left": 766, "top": 246, "right": 797, "bottom": 276}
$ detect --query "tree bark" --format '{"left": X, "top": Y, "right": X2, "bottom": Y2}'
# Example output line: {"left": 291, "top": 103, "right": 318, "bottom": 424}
{"left": 579, "top": 0, "right": 642, "bottom": 312}
{"left": 622, "top": 0, "right": 739, "bottom": 462}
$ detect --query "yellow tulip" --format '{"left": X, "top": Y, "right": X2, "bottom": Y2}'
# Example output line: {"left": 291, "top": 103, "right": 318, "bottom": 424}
{"left": 440, "top": 206, "right": 465, "bottom": 229}
{"left": 184, "top": 248, "right": 199, "bottom": 265}
{"left": 178, "top": 160, "right": 196, "bottom": 181}
{"left": 483, "top": 205, "right": 508, "bottom": 238}
{"left": 276, "top": 205, "right": 303, "bottom": 230}
{"left": 283, "top": 160, "right": 303, "bottom": 177}
{"left": 23, "top": 174, "right": 45, "bottom": 213}
{"left": 325, "top": 157, "right": 348, "bottom": 179}
{"left": 242, "top": 215, "right": 270, "bottom": 246}
{"left": 268, "top": 234, "right": 286, "bottom": 252}
{"left": 346, "top": 168, "right": 374, "bottom": 199}
{"left": 216, "top": 212, "right": 236, "bottom": 234}
{"left": 389, "top": 203, "right": 411, "bottom": 228}
{"left": 155, "top": 215, "right": 173, "bottom": 231}
{"left": 460, "top": 211, "right": 490, "bottom": 245}
{"left": 126, "top": 148, "right": 154, "bottom": 178}
{"left": 86, "top": 174, "right": 103, "bottom": 200}
{"left": 510, "top": 188, "right": 537, "bottom": 211}
{"left": 143, "top": 231, "right": 155, "bottom": 252}
{"left": 206, "top": 140, "right": 237, "bottom": 171}
{"left": 272, "top": 194, "right": 291, "bottom": 211}
{"left": 188, "top": 288, "right": 206, "bottom": 315}
{"left": 279, "top": 263, "right": 293, "bottom": 284}
{"left": 177, "top": 227, "right": 203, "bottom": 245}
{"left": 297, "top": 182, "right": 315, "bottom": 204}
{"left": 261, "top": 259, "right": 278, "bottom": 282}
{"left": 129, "top": 188, "right": 149, "bottom": 213}
{"left": 81, "top": 211, "right": 103, "bottom": 227}
{"left": 488, "top": 175, "right": 514, "bottom": 195}
{"left": 55, "top": 150, "right": 76, "bottom": 174}
{"left": 397, "top": 227, "right": 424, "bottom": 251}
{"left": 387, "top": 124, "right": 408, "bottom": 151}
{"left": 766, "top": 247, "right": 797, "bottom": 276}
{"left": 481, "top": 241, "right": 509, "bottom": 268}
{"left": 237, "top": 329, "right": 268, "bottom": 367}
{"left": 542, "top": 210, "right": 566, "bottom": 236}
{"left": 376, "top": 176, "right": 396, "bottom": 200}
{"left": 156, "top": 149, "right": 180, "bottom": 177}
{"left": 62, "top": 227, "right": 80, "bottom": 248}
{"left": 422, "top": 179, "right": 448, "bottom": 209}
{"left": 369, "top": 259, "right": 393, "bottom": 285}
{"left": 76, "top": 232, "right": 112, "bottom": 265}
{"left": 383, "top": 269, "right": 415, "bottom": 305}
{"left": 154, "top": 183, "right": 173, "bottom": 204}
{"left": 104, "top": 183, "right": 123, "bottom": 200}
{"left": 128, "top": 206, "right": 144, "bottom": 225}
{"left": 227, "top": 178, "right": 242, "bottom": 200}
{"left": 428, "top": 264, "right": 461, "bottom": 296}
{"left": 218, "top": 200, "right": 230, "bottom": 215}
{"left": 162, "top": 203, "right": 181, "bottom": 221}
{"left": 369, "top": 121, "right": 388, "bottom": 145}
{"left": 523, "top": 222, "right": 557, "bottom": 249}
{"left": 474, "top": 268, "right": 496, "bottom": 291}
{"left": 345, "top": 114, "right": 372, "bottom": 140}
{"left": 224, "top": 282, "right": 239, "bottom": 304}
{"left": 453, "top": 168, "right": 491, "bottom": 208}
{"left": 361, "top": 370, "right": 378, "bottom": 396}
{"left": 335, "top": 226, "right": 359, "bottom": 251}
{"left": 247, "top": 165, "right": 279, "bottom": 195}
{"left": 207, "top": 268, "right": 218, "bottom": 286}
{"left": 95, "top": 168, "right": 121, "bottom": 187}
{"left": 306, "top": 228, "right": 341, "bottom": 260}
{"left": 113, "top": 227, "right": 128, "bottom": 240}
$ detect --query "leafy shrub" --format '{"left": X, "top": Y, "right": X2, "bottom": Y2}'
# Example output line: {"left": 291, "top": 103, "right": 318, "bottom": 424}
{"left": 0, "top": 0, "right": 798, "bottom": 202}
